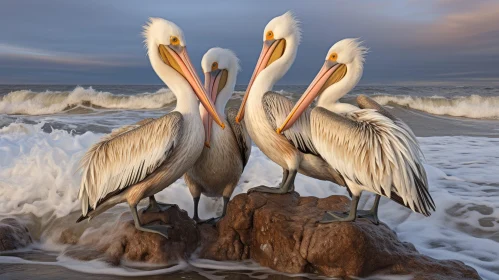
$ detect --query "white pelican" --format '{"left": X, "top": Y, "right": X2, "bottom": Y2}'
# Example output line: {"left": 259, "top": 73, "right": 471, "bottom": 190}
{"left": 235, "top": 12, "right": 345, "bottom": 194}
{"left": 76, "top": 18, "right": 225, "bottom": 238}
{"left": 184, "top": 48, "right": 251, "bottom": 223}
{"left": 277, "top": 39, "right": 435, "bottom": 223}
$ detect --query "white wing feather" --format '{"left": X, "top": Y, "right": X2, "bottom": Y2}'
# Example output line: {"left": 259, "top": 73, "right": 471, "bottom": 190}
{"left": 78, "top": 113, "right": 182, "bottom": 215}
{"left": 311, "top": 106, "right": 434, "bottom": 216}
{"left": 262, "top": 91, "right": 319, "bottom": 155}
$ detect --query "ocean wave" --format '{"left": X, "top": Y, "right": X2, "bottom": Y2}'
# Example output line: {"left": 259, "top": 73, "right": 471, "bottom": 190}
{"left": 0, "top": 86, "right": 176, "bottom": 115}
{"left": 0, "top": 122, "right": 499, "bottom": 277}
{"left": 371, "top": 94, "right": 499, "bottom": 119}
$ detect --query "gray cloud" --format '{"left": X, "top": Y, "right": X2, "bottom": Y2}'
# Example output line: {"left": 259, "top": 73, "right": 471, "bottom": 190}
{"left": 0, "top": 0, "right": 498, "bottom": 85}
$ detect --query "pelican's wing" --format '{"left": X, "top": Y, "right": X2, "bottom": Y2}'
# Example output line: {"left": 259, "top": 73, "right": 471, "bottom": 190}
{"left": 226, "top": 107, "right": 252, "bottom": 167}
{"left": 311, "top": 106, "right": 435, "bottom": 216}
{"left": 78, "top": 112, "right": 183, "bottom": 216}
{"left": 105, "top": 118, "right": 156, "bottom": 140}
{"left": 262, "top": 91, "right": 319, "bottom": 156}
{"left": 356, "top": 95, "right": 418, "bottom": 142}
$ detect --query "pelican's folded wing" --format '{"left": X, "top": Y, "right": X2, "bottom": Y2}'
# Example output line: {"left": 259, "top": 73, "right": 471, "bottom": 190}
{"left": 105, "top": 118, "right": 156, "bottom": 140}
{"left": 227, "top": 107, "right": 252, "bottom": 167}
{"left": 311, "top": 106, "right": 435, "bottom": 216}
{"left": 78, "top": 112, "right": 183, "bottom": 216}
{"left": 356, "top": 94, "right": 419, "bottom": 142}
{"left": 262, "top": 91, "right": 319, "bottom": 156}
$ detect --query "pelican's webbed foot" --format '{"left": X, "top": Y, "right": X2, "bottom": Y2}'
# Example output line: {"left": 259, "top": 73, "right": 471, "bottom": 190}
{"left": 319, "top": 195, "right": 360, "bottom": 224}
{"left": 248, "top": 185, "right": 292, "bottom": 194}
{"left": 248, "top": 169, "right": 296, "bottom": 195}
{"left": 144, "top": 195, "right": 175, "bottom": 213}
{"left": 319, "top": 210, "right": 357, "bottom": 223}
{"left": 130, "top": 204, "right": 172, "bottom": 239}
{"left": 137, "top": 224, "right": 172, "bottom": 239}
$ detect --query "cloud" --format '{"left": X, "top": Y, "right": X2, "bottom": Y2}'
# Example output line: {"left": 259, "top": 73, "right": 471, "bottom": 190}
{"left": 405, "top": 1, "right": 499, "bottom": 53}
{"left": 0, "top": 43, "right": 140, "bottom": 67}
{"left": 0, "top": 0, "right": 497, "bottom": 84}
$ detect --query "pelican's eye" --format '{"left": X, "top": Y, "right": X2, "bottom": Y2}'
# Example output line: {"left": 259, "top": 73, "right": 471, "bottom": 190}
{"left": 170, "top": 36, "right": 180, "bottom": 46}
{"left": 211, "top": 62, "right": 218, "bottom": 71}
{"left": 266, "top": 30, "right": 274, "bottom": 41}
{"left": 329, "top": 52, "right": 338, "bottom": 62}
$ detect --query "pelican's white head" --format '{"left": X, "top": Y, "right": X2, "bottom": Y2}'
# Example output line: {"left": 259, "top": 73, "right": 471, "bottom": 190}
{"left": 319, "top": 39, "right": 367, "bottom": 102}
{"left": 236, "top": 11, "right": 301, "bottom": 122}
{"left": 143, "top": 18, "right": 224, "bottom": 128}
{"left": 277, "top": 39, "right": 368, "bottom": 133}
{"left": 200, "top": 47, "right": 240, "bottom": 147}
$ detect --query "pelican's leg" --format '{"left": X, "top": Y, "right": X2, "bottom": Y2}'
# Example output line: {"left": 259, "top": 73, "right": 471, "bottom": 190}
{"left": 319, "top": 195, "right": 360, "bottom": 223}
{"left": 357, "top": 194, "right": 381, "bottom": 225}
{"left": 144, "top": 195, "right": 175, "bottom": 213}
{"left": 248, "top": 169, "right": 296, "bottom": 194}
{"left": 199, "top": 196, "right": 230, "bottom": 225}
{"left": 192, "top": 196, "right": 202, "bottom": 223}
{"left": 130, "top": 204, "right": 171, "bottom": 239}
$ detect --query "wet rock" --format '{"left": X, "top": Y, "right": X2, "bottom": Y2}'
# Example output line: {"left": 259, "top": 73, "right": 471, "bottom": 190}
{"left": 60, "top": 192, "right": 480, "bottom": 279}
{"left": 63, "top": 205, "right": 198, "bottom": 265}
{"left": 199, "top": 192, "right": 481, "bottom": 279}
{"left": 0, "top": 217, "right": 32, "bottom": 251}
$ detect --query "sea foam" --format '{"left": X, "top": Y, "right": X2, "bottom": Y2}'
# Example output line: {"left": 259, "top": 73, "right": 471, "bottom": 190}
{"left": 0, "top": 122, "right": 498, "bottom": 278}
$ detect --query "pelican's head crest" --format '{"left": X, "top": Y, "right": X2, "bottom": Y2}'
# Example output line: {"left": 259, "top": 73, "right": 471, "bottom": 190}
{"left": 143, "top": 18, "right": 186, "bottom": 54}
{"left": 264, "top": 11, "right": 301, "bottom": 44}
{"left": 326, "top": 38, "right": 368, "bottom": 67}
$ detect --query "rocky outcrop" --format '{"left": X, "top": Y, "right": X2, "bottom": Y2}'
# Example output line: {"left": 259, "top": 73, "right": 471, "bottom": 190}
{"left": 59, "top": 192, "right": 481, "bottom": 279}
{"left": 199, "top": 192, "right": 481, "bottom": 280}
{"left": 61, "top": 205, "right": 198, "bottom": 265}
{"left": 0, "top": 217, "right": 32, "bottom": 251}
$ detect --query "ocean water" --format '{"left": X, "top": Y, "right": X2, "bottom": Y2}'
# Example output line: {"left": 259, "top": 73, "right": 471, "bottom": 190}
{"left": 0, "top": 85, "right": 498, "bottom": 279}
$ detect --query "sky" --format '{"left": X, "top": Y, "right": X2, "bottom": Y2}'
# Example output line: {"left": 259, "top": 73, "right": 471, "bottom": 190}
{"left": 1, "top": 0, "right": 499, "bottom": 85}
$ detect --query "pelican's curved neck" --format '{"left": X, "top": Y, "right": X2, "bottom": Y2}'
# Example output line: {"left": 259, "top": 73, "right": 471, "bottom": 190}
{"left": 149, "top": 49, "right": 200, "bottom": 115}
{"left": 215, "top": 71, "right": 237, "bottom": 116}
{"left": 250, "top": 37, "right": 298, "bottom": 100}
{"left": 317, "top": 60, "right": 363, "bottom": 109}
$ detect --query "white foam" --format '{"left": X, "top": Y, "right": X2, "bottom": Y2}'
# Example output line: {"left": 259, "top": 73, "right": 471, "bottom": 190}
{"left": 0, "top": 123, "right": 101, "bottom": 218}
{"left": 372, "top": 94, "right": 499, "bottom": 119}
{"left": 0, "top": 123, "right": 498, "bottom": 278}
{"left": 0, "top": 86, "right": 176, "bottom": 115}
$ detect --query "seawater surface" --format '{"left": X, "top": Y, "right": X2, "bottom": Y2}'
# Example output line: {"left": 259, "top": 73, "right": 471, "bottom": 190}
{"left": 0, "top": 85, "right": 498, "bottom": 279}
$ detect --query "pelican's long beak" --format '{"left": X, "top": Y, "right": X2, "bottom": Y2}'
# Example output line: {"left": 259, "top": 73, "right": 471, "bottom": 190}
{"left": 200, "top": 69, "right": 223, "bottom": 148}
{"left": 159, "top": 44, "right": 225, "bottom": 129}
{"left": 276, "top": 60, "right": 347, "bottom": 134}
{"left": 235, "top": 39, "right": 286, "bottom": 123}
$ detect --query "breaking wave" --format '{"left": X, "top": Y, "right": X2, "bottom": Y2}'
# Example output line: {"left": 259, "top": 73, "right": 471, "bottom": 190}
{"left": 0, "top": 86, "right": 176, "bottom": 115}
{"left": 371, "top": 94, "right": 499, "bottom": 119}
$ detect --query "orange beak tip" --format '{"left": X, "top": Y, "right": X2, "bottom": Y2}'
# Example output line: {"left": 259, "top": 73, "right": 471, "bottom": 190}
{"left": 205, "top": 142, "right": 211, "bottom": 148}
{"left": 276, "top": 128, "right": 282, "bottom": 134}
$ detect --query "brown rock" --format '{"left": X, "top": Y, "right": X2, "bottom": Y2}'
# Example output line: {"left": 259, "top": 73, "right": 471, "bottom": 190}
{"left": 199, "top": 192, "right": 481, "bottom": 280}
{"left": 58, "top": 192, "right": 480, "bottom": 279}
{"left": 0, "top": 217, "right": 32, "bottom": 251}
{"left": 63, "top": 205, "right": 198, "bottom": 265}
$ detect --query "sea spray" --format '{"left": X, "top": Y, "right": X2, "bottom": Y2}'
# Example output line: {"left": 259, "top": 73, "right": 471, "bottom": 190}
{"left": 0, "top": 123, "right": 498, "bottom": 277}
{"left": 0, "top": 86, "right": 176, "bottom": 115}
{"left": 372, "top": 94, "right": 499, "bottom": 119}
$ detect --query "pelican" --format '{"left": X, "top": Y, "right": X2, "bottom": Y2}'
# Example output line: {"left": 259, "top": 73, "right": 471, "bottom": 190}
{"left": 277, "top": 39, "right": 436, "bottom": 223}
{"left": 235, "top": 12, "right": 345, "bottom": 194}
{"left": 76, "top": 18, "right": 225, "bottom": 238}
{"left": 184, "top": 48, "right": 251, "bottom": 223}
